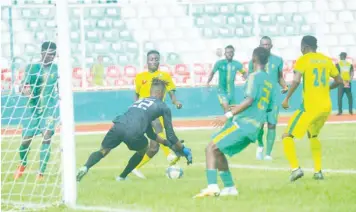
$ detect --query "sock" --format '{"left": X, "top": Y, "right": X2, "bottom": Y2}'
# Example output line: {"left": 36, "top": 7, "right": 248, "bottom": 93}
{"left": 206, "top": 169, "right": 218, "bottom": 185}
{"left": 19, "top": 144, "right": 30, "bottom": 166}
{"left": 310, "top": 137, "right": 322, "bottom": 173}
{"left": 39, "top": 144, "right": 51, "bottom": 173}
{"left": 282, "top": 137, "right": 299, "bottom": 170}
{"left": 120, "top": 152, "right": 144, "bottom": 178}
{"left": 158, "top": 132, "right": 171, "bottom": 157}
{"left": 84, "top": 150, "right": 105, "bottom": 169}
{"left": 266, "top": 128, "right": 276, "bottom": 156}
{"left": 257, "top": 128, "right": 264, "bottom": 148}
{"left": 219, "top": 171, "right": 234, "bottom": 187}
{"left": 135, "top": 154, "right": 151, "bottom": 169}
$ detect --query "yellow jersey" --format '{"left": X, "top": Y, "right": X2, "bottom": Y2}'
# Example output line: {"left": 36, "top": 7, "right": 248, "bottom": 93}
{"left": 294, "top": 52, "right": 339, "bottom": 113}
{"left": 135, "top": 70, "right": 176, "bottom": 100}
{"left": 337, "top": 60, "right": 352, "bottom": 81}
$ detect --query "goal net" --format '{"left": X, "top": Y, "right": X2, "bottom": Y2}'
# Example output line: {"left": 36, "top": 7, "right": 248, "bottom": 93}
{"left": 1, "top": 0, "right": 76, "bottom": 211}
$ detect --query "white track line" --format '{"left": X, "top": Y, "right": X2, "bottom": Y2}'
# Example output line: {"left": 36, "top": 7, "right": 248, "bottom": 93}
{"left": 2, "top": 120, "right": 356, "bottom": 138}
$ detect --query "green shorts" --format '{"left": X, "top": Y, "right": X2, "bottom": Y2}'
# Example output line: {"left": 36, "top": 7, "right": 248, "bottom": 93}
{"left": 217, "top": 93, "right": 235, "bottom": 105}
{"left": 211, "top": 121, "right": 255, "bottom": 157}
{"left": 21, "top": 105, "right": 59, "bottom": 137}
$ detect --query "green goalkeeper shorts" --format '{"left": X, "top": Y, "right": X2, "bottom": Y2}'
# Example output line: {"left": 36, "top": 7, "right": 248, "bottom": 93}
{"left": 21, "top": 104, "right": 59, "bottom": 137}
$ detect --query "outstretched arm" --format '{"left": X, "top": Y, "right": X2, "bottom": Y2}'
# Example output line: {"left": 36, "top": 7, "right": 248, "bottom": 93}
{"left": 282, "top": 71, "right": 301, "bottom": 109}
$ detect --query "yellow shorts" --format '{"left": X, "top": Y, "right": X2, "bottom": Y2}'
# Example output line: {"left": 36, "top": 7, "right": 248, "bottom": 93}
{"left": 286, "top": 109, "right": 330, "bottom": 139}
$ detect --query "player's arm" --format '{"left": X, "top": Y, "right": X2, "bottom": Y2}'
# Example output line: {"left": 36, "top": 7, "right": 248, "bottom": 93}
{"left": 278, "top": 59, "right": 288, "bottom": 93}
{"left": 214, "top": 74, "right": 256, "bottom": 127}
{"left": 166, "top": 74, "right": 182, "bottom": 109}
{"left": 330, "top": 62, "right": 343, "bottom": 90}
{"left": 350, "top": 64, "right": 354, "bottom": 79}
{"left": 238, "top": 63, "right": 248, "bottom": 80}
{"left": 161, "top": 104, "right": 192, "bottom": 164}
{"left": 21, "top": 65, "right": 33, "bottom": 96}
{"left": 134, "top": 74, "right": 141, "bottom": 101}
{"left": 207, "top": 61, "right": 219, "bottom": 86}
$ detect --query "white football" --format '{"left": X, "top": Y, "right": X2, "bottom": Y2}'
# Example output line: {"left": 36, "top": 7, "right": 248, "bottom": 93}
{"left": 166, "top": 165, "right": 183, "bottom": 179}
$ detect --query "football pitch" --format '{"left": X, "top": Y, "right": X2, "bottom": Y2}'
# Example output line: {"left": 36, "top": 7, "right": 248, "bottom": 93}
{"left": 2, "top": 123, "right": 356, "bottom": 212}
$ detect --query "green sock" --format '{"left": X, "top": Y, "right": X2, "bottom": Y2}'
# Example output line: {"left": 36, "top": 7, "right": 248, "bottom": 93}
{"left": 19, "top": 144, "right": 30, "bottom": 166}
{"left": 257, "top": 128, "right": 264, "bottom": 148}
{"left": 40, "top": 144, "right": 51, "bottom": 173}
{"left": 84, "top": 151, "right": 105, "bottom": 169}
{"left": 219, "top": 171, "right": 234, "bottom": 187}
{"left": 206, "top": 169, "right": 218, "bottom": 185}
{"left": 266, "top": 129, "right": 276, "bottom": 156}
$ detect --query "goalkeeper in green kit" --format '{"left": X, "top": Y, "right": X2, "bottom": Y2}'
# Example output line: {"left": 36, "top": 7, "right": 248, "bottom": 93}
{"left": 14, "top": 41, "right": 59, "bottom": 180}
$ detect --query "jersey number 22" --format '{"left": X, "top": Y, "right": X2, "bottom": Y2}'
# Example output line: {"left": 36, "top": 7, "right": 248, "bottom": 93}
{"left": 133, "top": 99, "right": 154, "bottom": 111}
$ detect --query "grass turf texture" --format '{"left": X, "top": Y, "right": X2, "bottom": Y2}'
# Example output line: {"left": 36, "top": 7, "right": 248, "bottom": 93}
{"left": 1, "top": 124, "right": 356, "bottom": 212}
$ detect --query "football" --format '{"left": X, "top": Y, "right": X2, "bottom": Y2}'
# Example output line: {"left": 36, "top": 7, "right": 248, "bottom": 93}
{"left": 166, "top": 165, "right": 183, "bottom": 179}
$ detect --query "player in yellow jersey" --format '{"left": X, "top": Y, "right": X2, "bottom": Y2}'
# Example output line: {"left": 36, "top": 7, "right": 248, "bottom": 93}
{"left": 281, "top": 36, "right": 343, "bottom": 182}
{"left": 132, "top": 50, "right": 183, "bottom": 179}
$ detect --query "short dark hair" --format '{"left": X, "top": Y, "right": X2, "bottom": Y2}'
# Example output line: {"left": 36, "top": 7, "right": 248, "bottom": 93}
{"left": 260, "top": 36, "right": 272, "bottom": 42}
{"left": 340, "top": 52, "right": 347, "bottom": 57}
{"left": 147, "top": 50, "right": 160, "bottom": 57}
{"left": 253, "top": 47, "right": 269, "bottom": 66}
{"left": 301, "top": 35, "right": 317, "bottom": 50}
{"left": 41, "top": 41, "right": 57, "bottom": 51}
{"left": 225, "top": 45, "right": 234, "bottom": 50}
{"left": 151, "top": 77, "right": 167, "bottom": 92}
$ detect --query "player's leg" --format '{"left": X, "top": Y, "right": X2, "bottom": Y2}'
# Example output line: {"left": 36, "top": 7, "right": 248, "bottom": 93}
{"left": 15, "top": 107, "right": 40, "bottom": 179}
{"left": 345, "top": 86, "right": 353, "bottom": 114}
{"left": 218, "top": 94, "right": 230, "bottom": 113}
{"left": 194, "top": 122, "right": 248, "bottom": 198}
{"left": 337, "top": 85, "right": 344, "bottom": 115}
{"left": 37, "top": 130, "right": 53, "bottom": 180}
{"left": 76, "top": 124, "right": 122, "bottom": 182}
{"left": 117, "top": 136, "right": 149, "bottom": 181}
{"left": 282, "top": 110, "right": 312, "bottom": 181}
{"left": 256, "top": 124, "right": 264, "bottom": 160}
{"left": 307, "top": 112, "right": 329, "bottom": 180}
{"left": 265, "top": 105, "right": 279, "bottom": 160}
{"left": 157, "top": 116, "right": 179, "bottom": 164}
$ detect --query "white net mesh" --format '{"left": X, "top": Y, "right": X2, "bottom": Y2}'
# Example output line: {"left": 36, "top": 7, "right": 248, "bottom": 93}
{"left": 1, "top": 3, "right": 63, "bottom": 211}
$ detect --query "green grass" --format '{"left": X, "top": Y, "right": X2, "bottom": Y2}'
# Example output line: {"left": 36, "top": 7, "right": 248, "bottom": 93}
{"left": 2, "top": 124, "right": 356, "bottom": 212}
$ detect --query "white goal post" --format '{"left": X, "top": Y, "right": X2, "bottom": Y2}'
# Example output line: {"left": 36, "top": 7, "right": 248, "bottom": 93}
{"left": 1, "top": 0, "right": 76, "bottom": 210}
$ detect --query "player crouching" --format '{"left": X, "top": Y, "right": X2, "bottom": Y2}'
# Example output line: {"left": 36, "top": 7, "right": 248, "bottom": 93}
{"left": 76, "top": 78, "right": 192, "bottom": 182}
{"left": 194, "top": 47, "right": 275, "bottom": 198}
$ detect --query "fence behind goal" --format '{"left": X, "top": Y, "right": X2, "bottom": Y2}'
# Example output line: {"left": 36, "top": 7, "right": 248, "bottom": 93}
{"left": 1, "top": 0, "right": 356, "bottom": 211}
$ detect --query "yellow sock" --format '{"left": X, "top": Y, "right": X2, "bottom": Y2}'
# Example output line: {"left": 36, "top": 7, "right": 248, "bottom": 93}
{"left": 157, "top": 132, "right": 172, "bottom": 157}
{"left": 282, "top": 136, "right": 299, "bottom": 170}
{"left": 135, "top": 154, "right": 151, "bottom": 170}
{"left": 310, "top": 137, "right": 322, "bottom": 172}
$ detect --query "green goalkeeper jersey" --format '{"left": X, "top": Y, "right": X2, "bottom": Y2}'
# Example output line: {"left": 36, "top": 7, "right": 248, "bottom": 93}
{"left": 24, "top": 63, "right": 59, "bottom": 110}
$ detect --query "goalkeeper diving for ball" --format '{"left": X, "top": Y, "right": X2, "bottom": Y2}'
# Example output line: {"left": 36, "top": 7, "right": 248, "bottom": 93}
{"left": 15, "top": 41, "right": 59, "bottom": 180}
{"left": 76, "top": 78, "right": 192, "bottom": 182}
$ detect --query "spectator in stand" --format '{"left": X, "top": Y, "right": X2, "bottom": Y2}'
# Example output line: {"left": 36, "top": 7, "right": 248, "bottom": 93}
{"left": 91, "top": 56, "right": 105, "bottom": 86}
{"left": 336, "top": 52, "right": 354, "bottom": 115}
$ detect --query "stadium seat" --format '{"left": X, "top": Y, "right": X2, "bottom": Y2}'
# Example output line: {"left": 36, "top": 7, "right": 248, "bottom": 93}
{"left": 106, "top": 66, "right": 121, "bottom": 86}
{"left": 96, "top": 19, "right": 111, "bottom": 29}
{"left": 175, "top": 64, "right": 190, "bottom": 76}
{"left": 235, "top": 4, "right": 248, "bottom": 14}
{"left": 282, "top": 1, "right": 298, "bottom": 13}
{"left": 218, "top": 27, "right": 235, "bottom": 38}
{"left": 159, "top": 64, "right": 173, "bottom": 76}
{"left": 103, "top": 30, "right": 119, "bottom": 42}
{"left": 324, "top": 11, "right": 337, "bottom": 23}
{"left": 226, "top": 15, "right": 244, "bottom": 26}
{"left": 39, "top": 8, "right": 55, "bottom": 19}
{"left": 121, "top": 7, "right": 137, "bottom": 19}
{"left": 328, "top": 0, "right": 345, "bottom": 11}
{"left": 339, "top": 34, "right": 355, "bottom": 45}
{"left": 259, "top": 14, "right": 276, "bottom": 25}
{"left": 204, "top": 4, "right": 219, "bottom": 15}
{"left": 219, "top": 4, "right": 235, "bottom": 14}
{"left": 265, "top": 2, "right": 282, "bottom": 13}
{"left": 298, "top": 1, "right": 314, "bottom": 12}
{"left": 339, "top": 11, "right": 354, "bottom": 22}
{"left": 300, "top": 24, "right": 314, "bottom": 35}
{"left": 112, "top": 20, "right": 126, "bottom": 30}
{"left": 86, "top": 30, "right": 100, "bottom": 42}
{"left": 105, "top": 8, "right": 120, "bottom": 18}
{"left": 331, "top": 23, "right": 347, "bottom": 34}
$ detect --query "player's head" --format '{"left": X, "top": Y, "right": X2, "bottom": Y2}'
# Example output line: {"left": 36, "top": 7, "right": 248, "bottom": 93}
{"left": 97, "top": 56, "right": 103, "bottom": 63}
{"left": 259, "top": 36, "right": 273, "bottom": 52}
{"left": 41, "top": 41, "right": 56, "bottom": 65}
{"left": 339, "top": 52, "right": 347, "bottom": 60}
{"left": 224, "top": 45, "right": 235, "bottom": 61}
{"left": 147, "top": 50, "right": 160, "bottom": 72}
{"left": 301, "top": 35, "right": 317, "bottom": 55}
{"left": 252, "top": 47, "right": 269, "bottom": 70}
{"left": 150, "top": 78, "right": 167, "bottom": 100}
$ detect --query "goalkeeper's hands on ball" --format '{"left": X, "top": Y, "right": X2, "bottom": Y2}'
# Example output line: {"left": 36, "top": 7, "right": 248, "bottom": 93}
{"left": 165, "top": 139, "right": 192, "bottom": 165}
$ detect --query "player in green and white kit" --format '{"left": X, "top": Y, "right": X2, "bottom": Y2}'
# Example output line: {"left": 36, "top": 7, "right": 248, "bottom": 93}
{"left": 207, "top": 45, "right": 246, "bottom": 112}
{"left": 14, "top": 41, "right": 59, "bottom": 180}
{"left": 194, "top": 47, "right": 275, "bottom": 198}
{"left": 248, "top": 36, "right": 288, "bottom": 160}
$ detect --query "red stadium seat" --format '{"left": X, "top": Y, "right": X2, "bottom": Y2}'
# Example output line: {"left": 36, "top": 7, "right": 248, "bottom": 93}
{"left": 124, "top": 65, "right": 137, "bottom": 77}
{"left": 175, "top": 64, "right": 189, "bottom": 75}
{"left": 159, "top": 64, "right": 173, "bottom": 76}
{"left": 106, "top": 66, "right": 121, "bottom": 78}
{"left": 193, "top": 63, "right": 207, "bottom": 76}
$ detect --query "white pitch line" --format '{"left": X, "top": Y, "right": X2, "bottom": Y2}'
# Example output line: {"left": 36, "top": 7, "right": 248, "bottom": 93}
{"left": 92, "top": 163, "right": 356, "bottom": 175}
